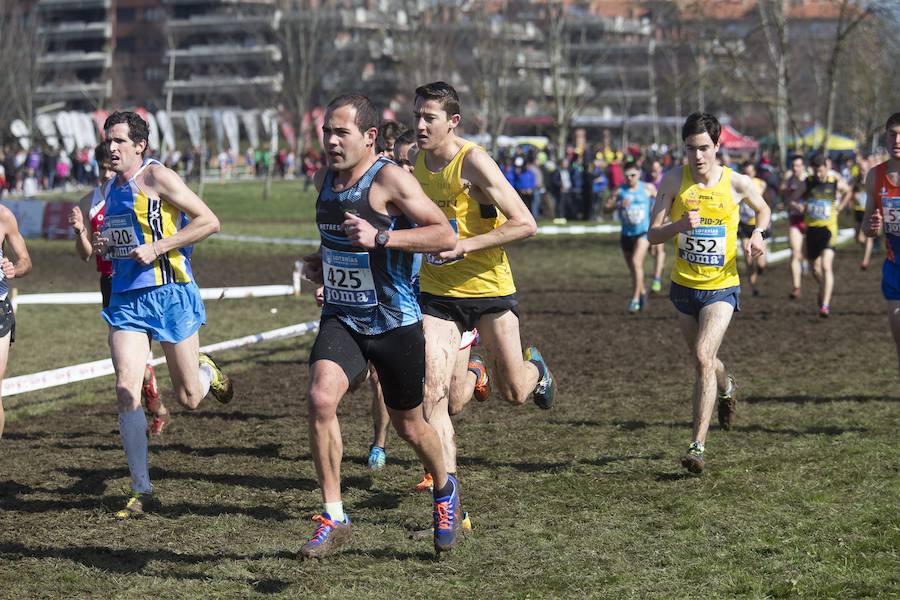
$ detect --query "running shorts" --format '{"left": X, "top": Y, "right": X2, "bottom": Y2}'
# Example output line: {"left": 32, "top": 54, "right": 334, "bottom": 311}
{"left": 882, "top": 260, "right": 900, "bottom": 301}
{"left": 619, "top": 232, "right": 647, "bottom": 253}
{"left": 0, "top": 298, "right": 15, "bottom": 343}
{"left": 419, "top": 293, "right": 519, "bottom": 333}
{"left": 669, "top": 281, "right": 741, "bottom": 319}
{"left": 805, "top": 226, "right": 833, "bottom": 261}
{"left": 103, "top": 281, "right": 206, "bottom": 343}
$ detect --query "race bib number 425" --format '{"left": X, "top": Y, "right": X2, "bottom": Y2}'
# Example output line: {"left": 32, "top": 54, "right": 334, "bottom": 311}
{"left": 883, "top": 197, "right": 900, "bottom": 235}
{"left": 102, "top": 214, "right": 138, "bottom": 259}
{"left": 679, "top": 226, "right": 726, "bottom": 267}
{"left": 323, "top": 247, "right": 378, "bottom": 307}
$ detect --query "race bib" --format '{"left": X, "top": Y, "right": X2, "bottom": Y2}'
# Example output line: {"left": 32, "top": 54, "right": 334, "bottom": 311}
{"left": 323, "top": 247, "right": 377, "bottom": 307}
{"left": 622, "top": 206, "right": 646, "bottom": 226}
{"left": 883, "top": 197, "right": 900, "bottom": 235}
{"left": 102, "top": 214, "right": 138, "bottom": 259}
{"left": 679, "top": 226, "right": 726, "bottom": 267}
{"left": 806, "top": 199, "right": 832, "bottom": 222}
{"left": 426, "top": 219, "right": 462, "bottom": 266}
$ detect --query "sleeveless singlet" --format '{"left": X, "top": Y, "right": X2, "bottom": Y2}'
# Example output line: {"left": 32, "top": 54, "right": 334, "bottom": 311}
{"left": 618, "top": 181, "right": 652, "bottom": 237}
{"left": 89, "top": 180, "right": 113, "bottom": 276}
{"left": 317, "top": 157, "right": 421, "bottom": 335}
{"left": 739, "top": 177, "right": 767, "bottom": 226}
{"left": 874, "top": 161, "right": 900, "bottom": 263}
{"left": 0, "top": 249, "right": 7, "bottom": 301}
{"left": 104, "top": 159, "right": 193, "bottom": 293}
{"left": 671, "top": 166, "right": 740, "bottom": 291}
{"left": 803, "top": 175, "right": 840, "bottom": 235}
{"left": 415, "top": 142, "right": 515, "bottom": 298}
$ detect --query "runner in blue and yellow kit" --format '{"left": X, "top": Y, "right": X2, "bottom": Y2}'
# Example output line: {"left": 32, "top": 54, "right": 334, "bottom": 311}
{"left": 92, "top": 112, "right": 233, "bottom": 518}
{"left": 649, "top": 112, "right": 770, "bottom": 474}
{"left": 864, "top": 112, "right": 900, "bottom": 376}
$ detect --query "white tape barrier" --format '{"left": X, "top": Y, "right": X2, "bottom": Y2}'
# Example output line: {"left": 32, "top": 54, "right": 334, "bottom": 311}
{"left": 14, "top": 284, "right": 295, "bottom": 306}
{"left": 3, "top": 320, "right": 319, "bottom": 397}
{"left": 216, "top": 233, "right": 320, "bottom": 246}
{"left": 738, "top": 227, "right": 854, "bottom": 263}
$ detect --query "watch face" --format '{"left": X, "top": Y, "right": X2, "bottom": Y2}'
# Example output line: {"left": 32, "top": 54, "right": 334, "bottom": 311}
{"left": 376, "top": 231, "right": 389, "bottom": 246}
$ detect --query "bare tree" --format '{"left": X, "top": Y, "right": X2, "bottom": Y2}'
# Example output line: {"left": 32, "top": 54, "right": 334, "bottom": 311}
{"left": 545, "top": 1, "right": 590, "bottom": 160}
{"left": 0, "top": 2, "right": 41, "bottom": 145}
{"left": 757, "top": 0, "right": 790, "bottom": 168}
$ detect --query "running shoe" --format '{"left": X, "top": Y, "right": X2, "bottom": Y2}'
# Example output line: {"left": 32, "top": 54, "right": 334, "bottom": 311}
{"left": 680, "top": 442, "right": 705, "bottom": 474}
{"left": 300, "top": 513, "right": 352, "bottom": 559}
{"left": 460, "top": 328, "right": 479, "bottom": 350}
{"left": 717, "top": 374, "right": 737, "bottom": 431}
{"left": 199, "top": 353, "right": 234, "bottom": 404}
{"left": 115, "top": 491, "right": 159, "bottom": 520}
{"left": 367, "top": 445, "right": 386, "bottom": 471}
{"left": 433, "top": 474, "right": 461, "bottom": 554}
{"left": 409, "top": 511, "right": 473, "bottom": 540}
{"left": 468, "top": 355, "right": 490, "bottom": 402}
{"left": 860, "top": 261, "right": 869, "bottom": 271}
{"left": 414, "top": 472, "right": 434, "bottom": 492}
{"left": 639, "top": 292, "right": 647, "bottom": 311}
{"left": 149, "top": 414, "right": 170, "bottom": 436}
{"left": 628, "top": 299, "right": 641, "bottom": 314}
{"left": 141, "top": 365, "right": 160, "bottom": 415}
{"left": 789, "top": 287, "right": 801, "bottom": 300}
{"left": 525, "top": 346, "right": 555, "bottom": 410}
{"left": 819, "top": 305, "right": 830, "bottom": 318}
{"left": 650, "top": 277, "right": 662, "bottom": 293}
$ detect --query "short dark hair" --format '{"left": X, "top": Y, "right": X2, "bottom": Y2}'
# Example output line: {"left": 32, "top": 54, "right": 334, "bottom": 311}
{"left": 103, "top": 111, "right": 149, "bottom": 154}
{"left": 414, "top": 81, "right": 461, "bottom": 117}
{"left": 681, "top": 112, "right": 721, "bottom": 144}
{"left": 377, "top": 120, "right": 406, "bottom": 152}
{"left": 395, "top": 128, "right": 415, "bottom": 148}
{"left": 94, "top": 141, "right": 111, "bottom": 165}
{"left": 326, "top": 93, "right": 379, "bottom": 134}
{"left": 886, "top": 112, "right": 900, "bottom": 130}
{"left": 810, "top": 153, "right": 827, "bottom": 169}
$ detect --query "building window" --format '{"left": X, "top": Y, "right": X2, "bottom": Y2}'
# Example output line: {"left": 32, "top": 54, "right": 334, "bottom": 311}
{"left": 144, "top": 7, "right": 165, "bottom": 22}
{"left": 117, "top": 8, "right": 136, "bottom": 22}
{"left": 117, "top": 37, "right": 136, "bottom": 52}
{"left": 145, "top": 67, "right": 166, "bottom": 82}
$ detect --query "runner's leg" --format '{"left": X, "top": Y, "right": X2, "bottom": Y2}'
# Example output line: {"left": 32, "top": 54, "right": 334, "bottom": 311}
{"left": 477, "top": 311, "right": 540, "bottom": 405}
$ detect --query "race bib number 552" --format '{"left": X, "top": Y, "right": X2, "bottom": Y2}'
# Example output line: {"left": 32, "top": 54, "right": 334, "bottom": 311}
{"left": 679, "top": 226, "right": 726, "bottom": 267}
{"left": 323, "top": 247, "right": 377, "bottom": 307}
{"left": 883, "top": 197, "right": 900, "bottom": 235}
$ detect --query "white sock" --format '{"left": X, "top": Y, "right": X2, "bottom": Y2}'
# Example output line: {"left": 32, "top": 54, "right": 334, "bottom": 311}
{"left": 198, "top": 363, "right": 213, "bottom": 399}
{"left": 119, "top": 407, "right": 152, "bottom": 494}
{"left": 324, "top": 501, "right": 345, "bottom": 522}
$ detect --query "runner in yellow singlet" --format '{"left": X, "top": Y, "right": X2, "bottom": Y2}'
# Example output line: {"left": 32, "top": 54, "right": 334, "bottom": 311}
{"left": 409, "top": 82, "right": 555, "bottom": 490}
{"left": 649, "top": 112, "right": 770, "bottom": 474}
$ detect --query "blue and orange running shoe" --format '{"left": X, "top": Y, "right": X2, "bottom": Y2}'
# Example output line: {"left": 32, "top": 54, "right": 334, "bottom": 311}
{"left": 468, "top": 355, "right": 490, "bottom": 402}
{"left": 524, "top": 346, "right": 555, "bottom": 410}
{"left": 433, "top": 474, "right": 461, "bottom": 554}
{"left": 300, "top": 513, "right": 352, "bottom": 559}
{"left": 367, "top": 445, "right": 386, "bottom": 471}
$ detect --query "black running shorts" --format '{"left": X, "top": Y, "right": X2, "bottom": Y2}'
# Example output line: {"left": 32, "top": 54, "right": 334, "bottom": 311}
{"left": 419, "top": 293, "right": 519, "bottom": 332}
{"left": 309, "top": 316, "right": 425, "bottom": 411}
{"left": 805, "top": 226, "right": 833, "bottom": 261}
{"left": 0, "top": 298, "right": 15, "bottom": 343}
{"left": 100, "top": 274, "right": 112, "bottom": 308}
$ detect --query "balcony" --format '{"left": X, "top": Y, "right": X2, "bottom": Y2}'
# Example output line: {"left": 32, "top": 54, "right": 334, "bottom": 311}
{"left": 37, "top": 0, "right": 110, "bottom": 10}
{"left": 165, "top": 44, "right": 281, "bottom": 64}
{"left": 35, "top": 79, "right": 111, "bottom": 101}
{"left": 163, "top": 73, "right": 283, "bottom": 94}
{"left": 38, "top": 21, "right": 111, "bottom": 41}
{"left": 38, "top": 50, "right": 112, "bottom": 70}
{"left": 162, "top": 0, "right": 275, "bottom": 5}
{"left": 166, "top": 12, "right": 280, "bottom": 34}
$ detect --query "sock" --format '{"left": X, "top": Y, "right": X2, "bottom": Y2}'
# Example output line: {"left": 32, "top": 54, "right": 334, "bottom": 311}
{"left": 119, "top": 407, "right": 152, "bottom": 494}
{"left": 198, "top": 362, "right": 213, "bottom": 398}
{"left": 433, "top": 476, "right": 454, "bottom": 499}
{"left": 690, "top": 441, "right": 705, "bottom": 453}
{"left": 324, "top": 501, "right": 345, "bottom": 522}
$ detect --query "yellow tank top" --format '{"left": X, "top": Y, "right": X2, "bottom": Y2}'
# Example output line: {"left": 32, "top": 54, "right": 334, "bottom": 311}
{"left": 415, "top": 142, "right": 516, "bottom": 298}
{"left": 803, "top": 175, "right": 839, "bottom": 235}
{"left": 671, "top": 166, "right": 740, "bottom": 290}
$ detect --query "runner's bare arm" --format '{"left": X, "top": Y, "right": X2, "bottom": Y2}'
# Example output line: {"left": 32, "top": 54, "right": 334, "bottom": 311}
{"left": 836, "top": 177, "right": 853, "bottom": 212}
{"left": 344, "top": 164, "right": 455, "bottom": 253}
{"left": 302, "top": 245, "right": 324, "bottom": 284}
{"left": 648, "top": 168, "right": 694, "bottom": 244}
{"left": 863, "top": 168, "right": 882, "bottom": 237}
{"left": 0, "top": 207, "right": 32, "bottom": 279}
{"left": 70, "top": 192, "right": 93, "bottom": 261}
{"left": 130, "top": 164, "right": 221, "bottom": 266}
{"left": 734, "top": 172, "right": 772, "bottom": 230}
{"left": 788, "top": 182, "right": 806, "bottom": 214}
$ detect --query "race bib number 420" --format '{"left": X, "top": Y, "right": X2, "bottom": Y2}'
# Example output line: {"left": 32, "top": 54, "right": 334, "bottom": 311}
{"left": 323, "top": 247, "right": 378, "bottom": 307}
{"left": 883, "top": 197, "right": 900, "bottom": 235}
{"left": 679, "top": 226, "right": 726, "bottom": 266}
{"left": 102, "top": 214, "right": 138, "bottom": 259}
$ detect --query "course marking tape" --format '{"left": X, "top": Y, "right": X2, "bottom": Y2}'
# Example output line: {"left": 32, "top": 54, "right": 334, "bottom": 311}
{"left": 14, "top": 284, "right": 296, "bottom": 306}
{"left": 216, "top": 233, "right": 320, "bottom": 246}
{"left": 4, "top": 320, "right": 319, "bottom": 397}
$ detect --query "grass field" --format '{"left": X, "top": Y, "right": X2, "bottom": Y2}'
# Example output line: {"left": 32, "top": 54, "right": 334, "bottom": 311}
{"left": 1, "top": 184, "right": 898, "bottom": 599}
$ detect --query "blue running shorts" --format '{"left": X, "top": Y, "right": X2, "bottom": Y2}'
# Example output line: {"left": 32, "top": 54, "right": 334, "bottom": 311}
{"left": 882, "top": 260, "right": 900, "bottom": 301}
{"left": 103, "top": 281, "right": 206, "bottom": 343}
{"left": 669, "top": 281, "right": 741, "bottom": 319}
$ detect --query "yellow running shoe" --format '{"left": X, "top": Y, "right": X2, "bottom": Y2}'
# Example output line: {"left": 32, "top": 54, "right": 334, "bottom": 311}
{"left": 115, "top": 492, "right": 158, "bottom": 519}
{"left": 199, "top": 353, "right": 234, "bottom": 404}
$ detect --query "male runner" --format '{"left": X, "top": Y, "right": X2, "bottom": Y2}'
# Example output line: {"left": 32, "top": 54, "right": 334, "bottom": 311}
{"left": 646, "top": 158, "right": 667, "bottom": 293}
{"left": 92, "top": 111, "right": 233, "bottom": 518}
{"left": 789, "top": 153, "right": 852, "bottom": 317}
{"left": 780, "top": 155, "right": 808, "bottom": 299}
{"left": 863, "top": 112, "right": 900, "bottom": 375}
{"left": 410, "top": 81, "right": 555, "bottom": 486}
{"left": 738, "top": 162, "right": 769, "bottom": 297}
{"left": 299, "top": 93, "right": 462, "bottom": 558}
{"left": 0, "top": 203, "right": 31, "bottom": 440}
{"left": 69, "top": 142, "right": 169, "bottom": 435}
{"left": 649, "top": 112, "right": 770, "bottom": 474}
{"left": 610, "top": 161, "right": 656, "bottom": 312}
{"left": 851, "top": 158, "right": 873, "bottom": 270}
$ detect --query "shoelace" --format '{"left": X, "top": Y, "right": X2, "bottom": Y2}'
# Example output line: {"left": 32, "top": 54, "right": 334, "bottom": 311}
{"left": 434, "top": 500, "right": 453, "bottom": 531}
{"left": 309, "top": 514, "right": 337, "bottom": 543}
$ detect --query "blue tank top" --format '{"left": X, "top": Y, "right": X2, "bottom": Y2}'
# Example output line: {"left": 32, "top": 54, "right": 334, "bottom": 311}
{"left": 104, "top": 159, "right": 193, "bottom": 293}
{"left": 317, "top": 157, "right": 421, "bottom": 335}
{"left": 618, "top": 182, "right": 652, "bottom": 237}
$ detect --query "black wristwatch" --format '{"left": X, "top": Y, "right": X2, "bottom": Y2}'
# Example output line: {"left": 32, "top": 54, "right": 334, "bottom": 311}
{"left": 752, "top": 227, "right": 769, "bottom": 240}
{"left": 375, "top": 229, "right": 390, "bottom": 248}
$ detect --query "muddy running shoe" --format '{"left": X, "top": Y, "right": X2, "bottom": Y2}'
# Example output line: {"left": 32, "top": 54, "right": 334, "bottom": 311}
{"left": 468, "top": 355, "right": 490, "bottom": 402}
{"left": 414, "top": 472, "right": 434, "bottom": 492}
{"left": 115, "top": 492, "right": 159, "bottom": 520}
{"left": 142, "top": 365, "right": 160, "bottom": 414}
{"left": 717, "top": 375, "right": 737, "bottom": 431}
{"left": 525, "top": 346, "right": 555, "bottom": 409}
{"left": 199, "top": 353, "right": 234, "bottom": 404}
{"left": 680, "top": 442, "right": 705, "bottom": 474}
{"left": 819, "top": 304, "right": 831, "bottom": 318}
{"left": 639, "top": 292, "right": 647, "bottom": 311}
{"left": 628, "top": 299, "right": 640, "bottom": 314}
{"left": 433, "top": 474, "right": 461, "bottom": 554}
{"left": 300, "top": 513, "right": 352, "bottom": 559}
{"left": 651, "top": 277, "right": 662, "bottom": 293}
{"left": 149, "top": 413, "right": 170, "bottom": 436}
{"left": 789, "top": 287, "right": 801, "bottom": 300}
{"left": 367, "top": 445, "right": 386, "bottom": 471}
{"left": 410, "top": 510, "right": 473, "bottom": 540}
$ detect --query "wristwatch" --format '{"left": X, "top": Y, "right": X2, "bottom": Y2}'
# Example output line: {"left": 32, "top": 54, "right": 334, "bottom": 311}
{"left": 375, "top": 229, "right": 390, "bottom": 248}
{"left": 752, "top": 227, "right": 769, "bottom": 240}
